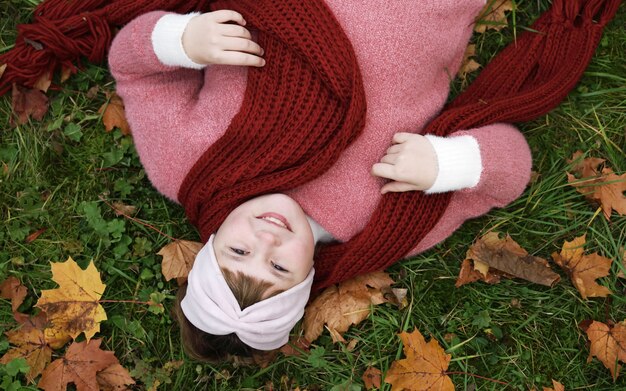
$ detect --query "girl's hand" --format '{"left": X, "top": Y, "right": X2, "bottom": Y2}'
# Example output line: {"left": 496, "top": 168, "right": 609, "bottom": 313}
{"left": 371, "top": 132, "right": 438, "bottom": 193}
{"left": 182, "top": 10, "right": 265, "bottom": 67}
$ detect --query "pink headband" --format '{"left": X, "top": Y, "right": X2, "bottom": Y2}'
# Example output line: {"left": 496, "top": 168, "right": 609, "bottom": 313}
{"left": 181, "top": 235, "right": 314, "bottom": 350}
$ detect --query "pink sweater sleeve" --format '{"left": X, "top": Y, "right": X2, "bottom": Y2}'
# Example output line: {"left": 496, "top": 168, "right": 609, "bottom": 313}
{"left": 410, "top": 122, "right": 532, "bottom": 255}
{"left": 108, "top": 11, "right": 247, "bottom": 201}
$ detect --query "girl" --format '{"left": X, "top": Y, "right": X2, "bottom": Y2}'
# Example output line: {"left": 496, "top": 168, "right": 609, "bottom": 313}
{"left": 107, "top": 0, "right": 616, "bottom": 360}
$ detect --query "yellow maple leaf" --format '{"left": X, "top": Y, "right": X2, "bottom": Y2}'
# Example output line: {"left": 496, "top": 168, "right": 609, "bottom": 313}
{"left": 551, "top": 235, "right": 612, "bottom": 299}
{"left": 36, "top": 257, "right": 107, "bottom": 344}
{"left": 384, "top": 328, "right": 454, "bottom": 391}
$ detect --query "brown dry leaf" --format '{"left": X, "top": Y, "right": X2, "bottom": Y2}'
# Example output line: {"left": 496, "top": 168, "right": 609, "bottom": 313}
{"left": 60, "top": 65, "right": 74, "bottom": 83}
{"left": 36, "top": 257, "right": 107, "bottom": 344}
{"left": 0, "top": 276, "right": 27, "bottom": 312}
{"left": 458, "top": 44, "right": 481, "bottom": 81}
{"left": 543, "top": 379, "right": 565, "bottom": 391}
{"left": 33, "top": 71, "right": 52, "bottom": 93}
{"left": 585, "top": 320, "right": 626, "bottom": 380}
{"left": 96, "top": 363, "right": 135, "bottom": 391}
{"left": 382, "top": 286, "right": 409, "bottom": 309}
{"left": 0, "top": 319, "right": 52, "bottom": 382}
{"left": 363, "top": 366, "right": 382, "bottom": 390}
{"left": 303, "top": 271, "right": 394, "bottom": 343}
{"left": 0, "top": 63, "right": 7, "bottom": 79}
{"left": 384, "top": 328, "right": 453, "bottom": 391}
{"left": 551, "top": 235, "right": 612, "bottom": 299}
{"left": 11, "top": 83, "right": 49, "bottom": 124}
{"left": 470, "top": 232, "right": 560, "bottom": 286}
{"left": 111, "top": 201, "right": 137, "bottom": 217}
{"left": 38, "top": 339, "right": 119, "bottom": 391}
{"left": 279, "top": 336, "right": 310, "bottom": 357}
{"left": 474, "top": 0, "right": 513, "bottom": 33}
{"left": 159, "top": 240, "right": 204, "bottom": 283}
{"left": 25, "top": 227, "right": 47, "bottom": 243}
{"left": 567, "top": 151, "right": 626, "bottom": 220}
{"left": 99, "top": 92, "right": 131, "bottom": 135}
{"left": 455, "top": 258, "right": 505, "bottom": 287}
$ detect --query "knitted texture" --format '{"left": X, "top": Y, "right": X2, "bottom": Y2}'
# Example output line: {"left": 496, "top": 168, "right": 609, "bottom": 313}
{"left": 1, "top": 0, "right": 621, "bottom": 291}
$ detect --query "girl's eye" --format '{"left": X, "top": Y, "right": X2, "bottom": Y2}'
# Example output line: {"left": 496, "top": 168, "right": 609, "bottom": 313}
{"left": 230, "top": 247, "right": 248, "bottom": 256}
{"left": 271, "top": 261, "right": 288, "bottom": 273}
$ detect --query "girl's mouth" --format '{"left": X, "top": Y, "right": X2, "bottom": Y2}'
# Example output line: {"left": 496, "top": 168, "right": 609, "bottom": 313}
{"left": 257, "top": 213, "right": 292, "bottom": 232}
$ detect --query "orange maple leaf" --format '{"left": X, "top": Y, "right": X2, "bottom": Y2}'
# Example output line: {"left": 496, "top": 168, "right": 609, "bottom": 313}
{"left": 99, "top": 91, "right": 131, "bottom": 135}
{"left": 36, "top": 258, "right": 107, "bottom": 345}
{"left": 551, "top": 235, "right": 612, "bottom": 299}
{"left": 303, "top": 271, "right": 394, "bottom": 343}
{"left": 474, "top": 0, "right": 513, "bottom": 33}
{"left": 96, "top": 363, "right": 136, "bottom": 391}
{"left": 38, "top": 339, "right": 120, "bottom": 391}
{"left": 542, "top": 379, "right": 565, "bottom": 391}
{"left": 158, "top": 239, "right": 204, "bottom": 285}
{"left": 384, "top": 328, "right": 454, "bottom": 391}
{"left": 567, "top": 151, "right": 626, "bottom": 220}
{"left": 0, "top": 276, "right": 27, "bottom": 313}
{"left": 585, "top": 320, "right": 626, "bottom": 380}
{"left": 0, "top": 315, "right": 52, "bottom": 383}
{"left": 363, "top": 366, "right": 382, "bottom": 390}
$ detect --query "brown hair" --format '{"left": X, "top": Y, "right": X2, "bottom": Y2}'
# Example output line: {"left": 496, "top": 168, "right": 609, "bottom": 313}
{"left": 172, "top": 268, "right": 282, "bottom": 362}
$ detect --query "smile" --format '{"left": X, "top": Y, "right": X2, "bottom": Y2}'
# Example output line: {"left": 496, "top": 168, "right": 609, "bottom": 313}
{"left": 257, "top": 213, "right": 292, "bottom": 231}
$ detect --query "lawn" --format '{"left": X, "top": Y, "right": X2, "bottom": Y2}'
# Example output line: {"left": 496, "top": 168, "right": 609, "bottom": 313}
{"left": 1, "top": 0, "right": 625, "bottom": 390}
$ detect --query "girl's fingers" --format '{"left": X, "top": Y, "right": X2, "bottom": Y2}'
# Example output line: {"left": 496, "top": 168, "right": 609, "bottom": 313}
{"left": 392, "top": 132, "right": 413, "bottom": 144}
{"left": 379, "top": 153, "right": 397, "bottom": 164}
{"left": 219, "top": 23, "right": 253, "bottom": 40}
{"left": 210, "top": 10, "right": 246, "bottom": 25}
{"left": 216, "top": 50, "right": 266, "bottom": 67}
{"left": 381, "top": 181, "right": 418, "bottom": 194}
{"left": 220, "top": 37, "right": 264, "bottom": 56}
{"left": 386, "top": 144, "right": 403, "bottom": 155}
{"left": 371, "top": 162, "right": 396, "bottom": 180}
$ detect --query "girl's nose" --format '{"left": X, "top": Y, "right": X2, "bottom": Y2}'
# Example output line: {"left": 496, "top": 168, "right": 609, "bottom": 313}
{"left": 256, "top": 230, "right": 281, "bottom": 246}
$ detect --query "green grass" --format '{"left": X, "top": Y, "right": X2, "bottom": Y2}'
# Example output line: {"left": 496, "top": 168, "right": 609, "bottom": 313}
{"left": 1, "top": 1, "right": 625, "bottom": 390}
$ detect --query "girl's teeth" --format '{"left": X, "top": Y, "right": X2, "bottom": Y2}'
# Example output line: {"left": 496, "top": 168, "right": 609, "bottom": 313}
{"left": 262, "top": 216, "right": 287, "bottom": 228}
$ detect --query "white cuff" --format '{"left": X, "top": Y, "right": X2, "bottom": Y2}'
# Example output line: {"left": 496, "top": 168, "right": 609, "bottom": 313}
{"left": 151, "top": 13, "right": 205, "bottom": 69}
{"left": 424, "top": 134, "right": 482, "bottom": 194}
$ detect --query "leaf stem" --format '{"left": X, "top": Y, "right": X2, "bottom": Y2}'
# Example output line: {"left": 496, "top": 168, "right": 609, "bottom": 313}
{"left": 444, "top": 371, "right": 510, "bottom": 386}
{"left": 99, "top": 196, "right": 176, "bottom": 241}
{"left": 98, "top": 299, "right": 156, "bottom": 306}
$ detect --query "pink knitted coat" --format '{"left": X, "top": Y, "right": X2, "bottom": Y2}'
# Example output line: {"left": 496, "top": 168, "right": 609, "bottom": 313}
{"left": 108, "top": 0, "right": 532, "bottom": 256}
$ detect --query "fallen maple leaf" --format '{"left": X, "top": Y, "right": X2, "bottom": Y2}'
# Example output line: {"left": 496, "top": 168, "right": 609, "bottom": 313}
{"left": 363, "top": 366, "right": 382, "bottom": 390}
{"left": 279, "top": 336, "right": 311, "bottom": 357}
{"left": 96, "top": 363, "right": 135, "bottom": 391}
{"left": 457, "top": 232, "right": 560, "bottom": 287}
{"left": 0, "top": 276, "right": 27, "bottom": 312}
{"left": 303, "top": 271, "right": 394, "bottom": 343}
{"left": 159, "top": 240, "right": 204, "bottom": 284}
{"left": 455, "top": 258, "right": 505, "bottom": 287}
{"left": 567, "top": 151, "right": 626, "bottom": 220}
{"left": 585, "top": 320, "right": 626, "bottom": 380}
{"left": 384, "top": 328, "right": 454, "bottom": 391}
{"left": 38, "top": 339, "right": 119, "bottom": 391}
{"left": 0, "top": 63, "right": 7, "bottom": 79}
{"left": 33, "top": 71, "right": 52, "bottom": 93}
{"left": 36, "top": 257, "right": 107, "bottom": 344}
{"left": 0, "top": 318, "right": 52, "bottom": 382}
{"left": 474, "top": 0, "right": 513, "bottom": 33}
{"left": 458, "top": 44, "right": 481, "bottom": 81}
{"left": 11, "top": 83, "right": 49, "bottom": 125}
{"left": 543, "top": 379, "right": 565, "bottom": 391}
{"left": 99, "top": 91, "right": 131, "bottom": 135}
{"left": 551, "top": 235, "right": 612, "bottom": 299}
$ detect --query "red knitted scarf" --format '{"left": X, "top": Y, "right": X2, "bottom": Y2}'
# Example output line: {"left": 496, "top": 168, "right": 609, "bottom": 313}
{"left": 0, "top": 0, "right": 621, "bottom": 291}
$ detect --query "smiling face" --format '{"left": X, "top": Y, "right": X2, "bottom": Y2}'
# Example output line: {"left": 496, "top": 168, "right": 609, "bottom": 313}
{"left": 213, "top": 194, "right": 315, "bottom": 295}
